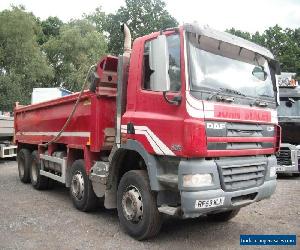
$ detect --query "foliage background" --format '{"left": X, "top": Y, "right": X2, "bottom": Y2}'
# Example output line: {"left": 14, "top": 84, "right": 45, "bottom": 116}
{"left": 0, "top": 0, "right": 299, "bottom": 111}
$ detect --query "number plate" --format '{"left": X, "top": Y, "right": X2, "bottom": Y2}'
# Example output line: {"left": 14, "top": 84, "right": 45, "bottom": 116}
{"left": 195, "top": 197, "right": 225, "bottom": 209}
{"left": 276, "top": 166, "right": 285, "bottom": 172}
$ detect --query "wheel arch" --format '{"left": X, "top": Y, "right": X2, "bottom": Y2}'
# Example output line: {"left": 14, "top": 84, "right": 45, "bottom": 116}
{"left": 66, "top": 147, "right": 84, "bottom": 187}
{"left": 104, "top": 140, "right": 162, "bottom": 209}
{"left": 17, "top": 142, "right": 37, "bottom": 153}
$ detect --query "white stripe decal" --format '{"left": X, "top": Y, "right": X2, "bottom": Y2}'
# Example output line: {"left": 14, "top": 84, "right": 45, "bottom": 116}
{"left": 121, "top": 125, "right": 175, "bottom": 156}
{"left": 16, "top": 131, "right": 90, "bottom": 137}
{"left": 186, "top": 92, "right": 205, "bottom": 118}
{"left": 203, "top": 101, "right": 215, "bottom": 119}
{"left": 135, "top": 129, "right": 165, "bottom": 155}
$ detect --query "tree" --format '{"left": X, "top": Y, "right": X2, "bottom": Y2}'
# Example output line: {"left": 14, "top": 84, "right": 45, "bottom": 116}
{"left": 226, "top": 28, "right": 252, "bottom": 41}
{"left": 90, "top": 0, "right": 178, "bottom": 55}
{"left": 251, "top": 31, "right": 266, "bottom": 47}
{"left": 263, "top": 26, "right": 300, "bottom": 76}
{"left": 0, "top": 6, "right": 53, "bottom": 111}
{"left": 43, "top": 19, "right": 107, "bottom": 91}
{"left": 38, "top": 16, "right": 63, "bottom": 45}
{"left": 84, "top": 7, "right": 107, "bottom": 34}
{"left": 227, "top": 25, "right": 300, "bottom": 81}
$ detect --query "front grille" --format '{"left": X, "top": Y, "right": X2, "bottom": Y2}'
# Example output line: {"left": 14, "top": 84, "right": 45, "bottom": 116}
{"left": 277, "top": 148, "right": 292, "bottom": 166}
{"left": 206, "top": 122, "right": 275, "bottom": 151}
{"left": 216, "top": 157, "right": 266, "bottom": 191}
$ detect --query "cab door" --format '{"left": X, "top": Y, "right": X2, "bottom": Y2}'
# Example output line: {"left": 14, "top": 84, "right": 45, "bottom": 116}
{"left": 128, "top": 33, "right": 185, "bottom": 156}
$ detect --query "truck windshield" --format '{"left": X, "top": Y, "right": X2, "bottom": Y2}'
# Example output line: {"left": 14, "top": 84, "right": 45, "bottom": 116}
{"left": 187, "top": 33, "right": 275, "bottom": 99}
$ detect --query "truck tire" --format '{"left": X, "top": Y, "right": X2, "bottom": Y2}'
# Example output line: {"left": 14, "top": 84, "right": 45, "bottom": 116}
{"left": 117, "top": 170, "right": 162, "bottom": 240}
{"left": 208, "top": 208, "right": 240, "bottom": 222}
{"left": 17, "top": 148, "right": 32, "bottom": 183}
{"left": 30, "top": 151, "right": 50, "bottom": 190}
{"left": 70, "top": 160, "right": 98, "bottom": 212}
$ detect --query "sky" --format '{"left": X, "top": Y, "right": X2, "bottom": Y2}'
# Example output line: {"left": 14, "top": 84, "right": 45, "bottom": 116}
{"left": 0, "top": 0, "right": 299, "bottom": 33}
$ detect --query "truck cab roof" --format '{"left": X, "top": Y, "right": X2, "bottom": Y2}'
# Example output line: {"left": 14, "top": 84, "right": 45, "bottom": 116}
{"left": 183, "top": 23, "right": 274, "bottom": 60}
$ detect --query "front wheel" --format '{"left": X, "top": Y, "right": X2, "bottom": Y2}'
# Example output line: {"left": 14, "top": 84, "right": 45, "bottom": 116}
{"left": 208, "top": 208, "right": 240, "bottom": 222}
{"left": 117, "top": 170, "right": 162, "bottom": 240}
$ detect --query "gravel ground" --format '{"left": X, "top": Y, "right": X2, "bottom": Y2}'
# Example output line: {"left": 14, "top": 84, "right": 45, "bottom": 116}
{"left": 0, "top": 159, "right": 299, "bottom": 250}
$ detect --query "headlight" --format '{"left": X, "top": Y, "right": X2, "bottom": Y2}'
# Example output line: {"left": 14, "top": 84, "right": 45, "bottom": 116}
{"left": 270, "top": 166, "right": 277, "bottom": 177}
{"left": 183, "top": 174, "right": 213, "bottom": 187}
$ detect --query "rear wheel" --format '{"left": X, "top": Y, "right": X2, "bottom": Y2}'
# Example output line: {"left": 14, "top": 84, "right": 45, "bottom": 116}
{"left": 30, "top": 151, "right": 51, "bottom": 190}
{"left": 70, "top": 160, "right": 98, "bottom": 212}
{"left": 117, "top": 170, "right": 162, "bottom": 240}
{"left": 208, "top": 208, "right": 240, "bottom": 222}
{"left": 17, "top": 148, "right": 32, "bottom": 183}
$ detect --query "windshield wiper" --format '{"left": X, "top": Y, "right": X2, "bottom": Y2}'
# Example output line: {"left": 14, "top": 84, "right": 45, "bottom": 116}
{"left": 251, "top": 99, "right": 268, "bottom": 107}
{"left": 258, "top": 94, "right": 273, "bottom": 98}
{"left": 250, "top": 94, "right": 273, "bottom": 107}
{"left": 207, "top": 87, "right": 245, "bottom": 101}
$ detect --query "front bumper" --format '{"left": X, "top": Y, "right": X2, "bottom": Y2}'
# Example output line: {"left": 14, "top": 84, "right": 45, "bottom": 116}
{"left": 277, "top": 143, "right": 300, "bottom": 174}
{"left": 276, "top": 164, "right": 300, "bottom": 174}
{"left": 178, "top": 156, "right": 277, "bottom": 218}
{"left": 181, "top": 179, "right": 276, "bottom": 218}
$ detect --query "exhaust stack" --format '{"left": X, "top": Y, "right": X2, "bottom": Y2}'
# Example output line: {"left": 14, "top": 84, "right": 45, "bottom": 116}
{"left": 122, "top": 24, "right": 131, "bottom": 56}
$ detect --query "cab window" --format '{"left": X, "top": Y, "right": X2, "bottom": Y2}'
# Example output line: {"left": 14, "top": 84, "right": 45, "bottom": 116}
{"left": 143, "top": 34, "right": 181, "bottom": 91}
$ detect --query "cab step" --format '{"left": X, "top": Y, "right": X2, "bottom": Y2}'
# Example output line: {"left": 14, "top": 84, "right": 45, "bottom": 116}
{"left": 158, "top": 205, "right": 181, "bottom": 216}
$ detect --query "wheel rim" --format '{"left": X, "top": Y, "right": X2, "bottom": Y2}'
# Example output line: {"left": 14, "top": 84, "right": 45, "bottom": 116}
{"left": 18, "top": 158, "right": 25, "bottom": 178}
{"left": 122, "top": 185, "right": 143, "bottom": 223}
{"left": 71, "top": 171, "right": 85, "bottom": 201}
{"left": 31, "top": 160, "right": 38, "bottom": 183}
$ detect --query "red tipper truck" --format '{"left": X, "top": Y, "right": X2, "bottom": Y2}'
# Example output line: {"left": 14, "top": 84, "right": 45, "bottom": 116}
{"left": 14, "top": 23, "right": 281, "bottom": 240}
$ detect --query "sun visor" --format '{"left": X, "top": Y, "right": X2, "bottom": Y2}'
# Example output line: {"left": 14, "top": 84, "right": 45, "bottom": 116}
{"left": 184, "top": 23, "right": 274, "bottom": 60}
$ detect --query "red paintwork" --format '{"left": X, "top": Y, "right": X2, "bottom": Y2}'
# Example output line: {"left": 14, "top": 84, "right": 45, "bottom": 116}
{"left": 15, "top": 28, "right": 279, "bottom": 169}
{"left": 275, "top": 124, "right": 281, "bottom": 152}
{"left": 121, "top": 27, "right": 278, "bottom": 158}
{"left": 206, "top": 148, "right": 275, "bottom": 157}
{"left": 15, "top": 90, "right": 116, "bottom": 149}
{"left": 15, "top": 91, "right": 92, "bottom": 145}
{"left": 15, "top": 56, "right": 118, "bottom": 171}
{"left": 213, "top": 104, "right": 271, "bottom": 123}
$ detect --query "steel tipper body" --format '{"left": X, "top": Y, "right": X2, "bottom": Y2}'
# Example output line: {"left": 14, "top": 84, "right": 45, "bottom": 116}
{"left": 276, "top": 84, "right": 300, "bottom": 174}
{"left": 15, "top": 23, "right": 280, "bottom": 240}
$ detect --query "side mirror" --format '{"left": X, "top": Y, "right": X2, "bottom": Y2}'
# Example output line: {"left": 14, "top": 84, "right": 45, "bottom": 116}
{"left": 149, "top": 35, "right": 170, "bottom": 91}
